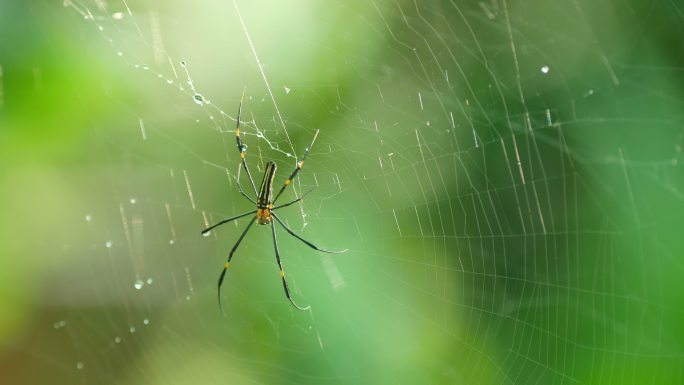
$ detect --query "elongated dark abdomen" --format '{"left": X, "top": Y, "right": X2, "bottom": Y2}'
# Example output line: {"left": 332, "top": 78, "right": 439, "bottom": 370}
{"left": 257, "top": 161, "right": 277, "bottom": 207}
{"left": 256, "top": 161, "right": 276, "bottom": 224}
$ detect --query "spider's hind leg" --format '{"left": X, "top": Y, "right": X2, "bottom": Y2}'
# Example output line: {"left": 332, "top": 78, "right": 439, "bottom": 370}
{"left": 235, "top": 91, "right": 259, "bottom": 196}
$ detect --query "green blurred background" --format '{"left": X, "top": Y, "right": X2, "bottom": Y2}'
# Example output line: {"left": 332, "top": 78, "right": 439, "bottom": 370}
{"left": 1, "top": 0, "right": 683, "bottom": 384}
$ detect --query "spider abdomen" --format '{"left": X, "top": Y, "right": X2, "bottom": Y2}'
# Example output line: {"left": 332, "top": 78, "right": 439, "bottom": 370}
{"left": 256, "top": 161, "right": 277, "bottom": 205}
{"left": 255, "top": 160, "right": 277, "bottom": 225}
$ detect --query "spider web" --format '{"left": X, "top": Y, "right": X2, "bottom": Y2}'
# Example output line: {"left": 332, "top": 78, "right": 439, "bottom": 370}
{"left": 5, "top": 0, "right": 684, "bottom": 384}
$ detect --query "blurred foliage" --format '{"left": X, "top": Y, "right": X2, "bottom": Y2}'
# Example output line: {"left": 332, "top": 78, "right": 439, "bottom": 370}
{"left": 1, "top": 0, "right": 683, "bottom": 384}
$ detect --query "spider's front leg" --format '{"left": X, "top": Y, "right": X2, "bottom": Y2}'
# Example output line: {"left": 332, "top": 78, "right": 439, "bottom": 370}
{"left": 271, "top": 213, "right": 347, "bottom": 254}
{"left": 217, "top": 216, "right": 257, "bottom": 315}
{"left": 270, "top": 220, "right": 310, "bottom": 311}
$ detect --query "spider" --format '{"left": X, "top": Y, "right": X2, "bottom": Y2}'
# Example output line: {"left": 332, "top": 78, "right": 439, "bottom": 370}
{"left": 202, "top": 93, "right": 346, "bottom": 313}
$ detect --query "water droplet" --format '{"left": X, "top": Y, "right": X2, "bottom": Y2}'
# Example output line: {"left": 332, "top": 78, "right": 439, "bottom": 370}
{"left": 157, "top": 74, "right": 163, "bottom": 78}
{"left": 143, "top": 318, "right": 150, "bottom": 325}
{"left": 134, "top": 279, "right": 143, "bottom": 290}
{"left": 85, "top": 214, "right": 92, "bottom": 222}
{"left": 117, "top": 51, "right": 123, "bottom": 57}
{"left": 166, "top": 79, "right": 173, "bottom": 84}
{"left": 146, "top": 277, "right": 153, "bottom": 285}
{"left": 186, "top": 295, "right": 191, "bottom": 301}
{"left": 193, "top": 94, "right": 205, "bottom": 105}
{"left": 114, "top": 336, "right": 121, "bottom": 344}
{"left": 129, "top": 326, "right": 136, "bottom": 333}
{"left": 202, "top": 231, "right": 211, "bottom": 237}
{"left": 98, "top": 26, "right": 104, "bottom": 31}
{"left": 541, "top": 65, "right": 550, "bottom": 74}
{"left": 169, "top": 239, "right": 175, "bottom": 245}
{"left": 180, "top": 60, "right": 186, "bottom": 67}
{"left": 105, "top": 241, "right": 113, "bottom": 248}
{"left": 129, "top": 198, "right": 137, "bottom": 204}
{"left": 142, "top": 65, "right": 149, "bottom": 70}
{"left": 76, "top": 362, "right": 84, "bottom": 370}
{"left": 284, "top": 86, "right": 291, "bottom": 94}
{"left": 59, "top": 320, "right": 67, "bottom": 327}
{"left": 112, "top": 12, "right": 124, "bottom": 20}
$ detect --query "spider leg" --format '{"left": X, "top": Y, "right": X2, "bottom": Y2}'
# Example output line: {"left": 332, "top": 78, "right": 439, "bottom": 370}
{"left": 201, "top": 210, "right": 257, "bottom": 235}
{"left": 217, "top": 216, "right": 257, "bottom": 315}
{"left": 271, "top": 213, "right": 348, "bottom": 254}
{"left": 271, "top": 188, "right": 315, "bottom": 210}
{"left": 235, "top": 164, "right": 257, "bottom": 204}
{"left": 235, "top": 90, "right": 259, "bottom": 196}
{"left": 272, "top": 130, "right": 319, "bottom": 204}
{"left": 270, "top": 220, "right": 310, "bottom": 311}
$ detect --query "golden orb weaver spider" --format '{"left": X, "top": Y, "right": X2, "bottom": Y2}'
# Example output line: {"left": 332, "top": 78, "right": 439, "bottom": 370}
{"left": 202, "top": 93, "right": 347, "bottom": 314}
